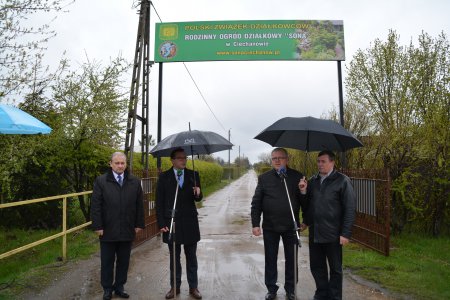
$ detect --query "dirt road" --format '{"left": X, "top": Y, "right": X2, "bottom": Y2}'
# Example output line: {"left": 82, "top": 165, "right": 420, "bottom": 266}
{"left": 26, "top": 170, "right": 393, "bottom": 300}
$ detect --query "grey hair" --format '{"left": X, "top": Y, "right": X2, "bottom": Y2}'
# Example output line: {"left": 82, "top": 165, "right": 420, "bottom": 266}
{"left": 110, "top": 152, "right": 127, "bottom": 161}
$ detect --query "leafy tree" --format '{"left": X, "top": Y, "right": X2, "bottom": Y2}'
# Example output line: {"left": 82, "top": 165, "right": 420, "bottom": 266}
{"left": 345, "top": 30, "right": 449, "bottom": 235}
{"left": 198, "top": 154, "right": 215, "bottom": 162}
{"left": 213, "top": 156, "right": 225, "bottom": 166}
{"left": 257, "top": 152, "right": 271, "bottom": 165}
{"left": 0, "top": 57, "right": 131, "bottom": 227}
{"left": 234, "top": 156, "right": 250, "bottom": 170}
{"left": 0, "top": 95, "right": 67, "bottom": 228}
{"left": 323, "top": 100, "right": 376, "bottom": 170}
{"left": 50, "top": 57, "right": 130, "bottom": 221}
{"left": 0, "top": 0, "right": 74, "bottom": 98}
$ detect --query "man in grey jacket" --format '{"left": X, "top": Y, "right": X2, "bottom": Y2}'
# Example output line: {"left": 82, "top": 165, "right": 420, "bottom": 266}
{"left": 91, "top": 152, "right": 145, "bottom": 300}
{"left": 299, "top": 150, "right": 355, "bottom": 300}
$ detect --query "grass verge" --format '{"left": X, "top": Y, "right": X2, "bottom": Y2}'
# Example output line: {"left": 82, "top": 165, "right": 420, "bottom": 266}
{"left": 0, "top": 228, "right": 98, "bottom": 299}
{"left": 344, "top": 233, "right": 450, "bottom": 300}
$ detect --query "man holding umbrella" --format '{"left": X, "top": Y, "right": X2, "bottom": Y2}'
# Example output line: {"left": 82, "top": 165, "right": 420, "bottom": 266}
{"left": 299, "top": 150, "right": 355, "bottom": 300}
{"left": 251, "top": 148, "right": 308, "bottom": 300}
{"left": 156, "top": 148, "right": 203, "bottom": 299}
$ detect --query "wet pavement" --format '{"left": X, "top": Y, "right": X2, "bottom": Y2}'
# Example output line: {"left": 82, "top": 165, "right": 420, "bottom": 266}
{"left": 27, "top": 170, "right": 393, "bottom": 300}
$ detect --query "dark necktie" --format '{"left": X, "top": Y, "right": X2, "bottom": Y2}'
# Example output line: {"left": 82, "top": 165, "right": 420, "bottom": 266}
{"left": 117, "top": 174, "right": 123, "bottom": 186}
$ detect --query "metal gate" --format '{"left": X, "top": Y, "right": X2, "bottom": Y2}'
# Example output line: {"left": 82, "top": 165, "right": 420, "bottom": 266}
{"left": 342, "top": 169, "right": 391, "bottom": 256}
{"left": 132, "top": 169, "right": 160, "bottom": 246}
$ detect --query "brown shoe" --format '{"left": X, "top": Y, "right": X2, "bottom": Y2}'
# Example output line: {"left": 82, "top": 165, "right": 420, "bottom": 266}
{"left": 165, "top": 287, "right": 180, "bottom": 299}
{"left": 189, "top": 288, "right": 202, "bottom": 299}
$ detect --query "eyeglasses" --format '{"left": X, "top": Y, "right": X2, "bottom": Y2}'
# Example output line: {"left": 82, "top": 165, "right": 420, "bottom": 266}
{"left": 271, "top": 157, "right": 287, "bottom": 161}
{"left": 173, "top": 156, "right": 187, "bottom": 160}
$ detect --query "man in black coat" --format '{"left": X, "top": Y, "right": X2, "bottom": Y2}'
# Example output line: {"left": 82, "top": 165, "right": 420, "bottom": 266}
{"left": 156, "top": 148, "right": 203, "bottom": 299}
{"left": 91, "top": 152, "right": 145, "bottom": 300}
{"left": 299, "top": 150, "right": 355, "bottom": 300}
{"left": 251, "top": 148, "right": 308, "bottom": 300}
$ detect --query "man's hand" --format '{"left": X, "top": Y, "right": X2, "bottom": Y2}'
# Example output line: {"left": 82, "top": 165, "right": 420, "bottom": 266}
{"left": 299, "top": 223, "right": 308, "bottom": 232}
{"left": 340, "top": 236, "right": 350, "bottom": 245}
{"left": 252, "top": 227, "right": 261, "bottom": 236}
{"left": 95, "top": 230, "right": 103, "bottom": 236}
{"left": 160, "top": 226, "right": 169, "bottom": 233}
{"left": 298, "top": 176, "right": 307, "bottom": 193}
{"left": 193, "top": 186, "right": 201, "bottom": 197}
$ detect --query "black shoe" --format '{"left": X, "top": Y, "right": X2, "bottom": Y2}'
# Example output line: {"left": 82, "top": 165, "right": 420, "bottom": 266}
{"left": 103, "top": 289, "right": 112, "bottom": 300}
{"left": 265, "top": 292, "right": 277, "bottom": 300}
{"left": 286, "top": 292, "right": 296, "bottom": 300}
{"left": 114, "top": 289, "right": 130, "bottom": 298}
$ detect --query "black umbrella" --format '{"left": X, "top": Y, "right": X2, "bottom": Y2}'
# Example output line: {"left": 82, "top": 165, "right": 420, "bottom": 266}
{"left": 150, "top": 129, "right": 233, "bottom": 157}
{"left": 254, "top": 116, "right": 363, "bottom": 152}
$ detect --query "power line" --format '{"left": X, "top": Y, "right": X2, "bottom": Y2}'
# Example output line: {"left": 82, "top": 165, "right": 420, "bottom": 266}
{"left": 150, "top": 1, "right": 227, "bottom": 133}
{"left": 181, "top": 64, "right": 227, "bottom": 132}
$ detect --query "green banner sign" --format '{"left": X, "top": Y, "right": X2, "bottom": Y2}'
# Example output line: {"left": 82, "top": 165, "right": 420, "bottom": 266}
{"left": 154, "top": 20, "right": 345, "bottom": 62}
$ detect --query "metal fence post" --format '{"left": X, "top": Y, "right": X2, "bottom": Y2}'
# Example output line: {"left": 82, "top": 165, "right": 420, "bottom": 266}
{"left": 62, "top": 196, "right": 67, "bottom": 261}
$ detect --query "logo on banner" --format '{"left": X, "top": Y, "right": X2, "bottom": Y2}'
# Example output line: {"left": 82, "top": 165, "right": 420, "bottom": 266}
{"left": 159, "top": 41, "right": 177, "bottom": 59}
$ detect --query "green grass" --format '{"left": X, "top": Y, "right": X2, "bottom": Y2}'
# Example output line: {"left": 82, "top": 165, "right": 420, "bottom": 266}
{"left": 344, "top": 233, "right": 450, "bottom": 300}
{"left": 0, "top": 228, "right": 99, "bottom": 299}
{"left": 203, "top": 178, "right": 233, "bottom": 197}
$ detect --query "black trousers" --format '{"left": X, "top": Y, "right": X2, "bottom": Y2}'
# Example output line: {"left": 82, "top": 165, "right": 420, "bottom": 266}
{"left": 263, "top": 229, "right": 298, "bottom": 294}
{"left": 168, "top": 242, "right": 198, "bottom": 289}
{"left": 309, "top": 240, "right": 343, "bottom": 300}
{"left": 100, "top": 241, "right": 132, "bottom": 291}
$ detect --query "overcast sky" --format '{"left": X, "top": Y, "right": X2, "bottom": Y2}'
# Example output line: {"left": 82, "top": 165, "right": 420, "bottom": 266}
{"left": 39, "top": 0, "right": 449, "bottom": 163}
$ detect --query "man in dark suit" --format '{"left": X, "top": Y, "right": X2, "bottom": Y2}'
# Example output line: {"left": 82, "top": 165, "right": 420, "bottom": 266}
{"left": 91, "top": 152, "right": 145, "bottom": 300}
{"left": 251, "top": 148, "right": 308, "bottom": 300}
{"left": 156, "top": 148, "right": 203, "bottom": 299}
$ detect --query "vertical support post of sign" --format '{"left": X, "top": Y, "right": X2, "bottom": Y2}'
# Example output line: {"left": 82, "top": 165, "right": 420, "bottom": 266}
{"left": 228, "top": 129, "right": 231, "bottom": 180}
{"left": 157, "top": 63, "right": 163, "bottom": 172}
{"left": 337, "top": 60, "right": 347, "bottom": 168}
{"left": 337, "top": 61, "right": 344, "bottom": 127}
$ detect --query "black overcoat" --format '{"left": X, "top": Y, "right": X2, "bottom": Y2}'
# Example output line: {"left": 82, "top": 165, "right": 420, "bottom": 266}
{"left": 303, "top": 170, "right": 356, "bottom": 243}
{"left": 91, "top": 169, "right": 145, "bottom": 241}
{"left": 251, "top": 167, "right": 307, "bottom": 233}
{"left": 155, "top": 167, "right": 203, "bottom": 244}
